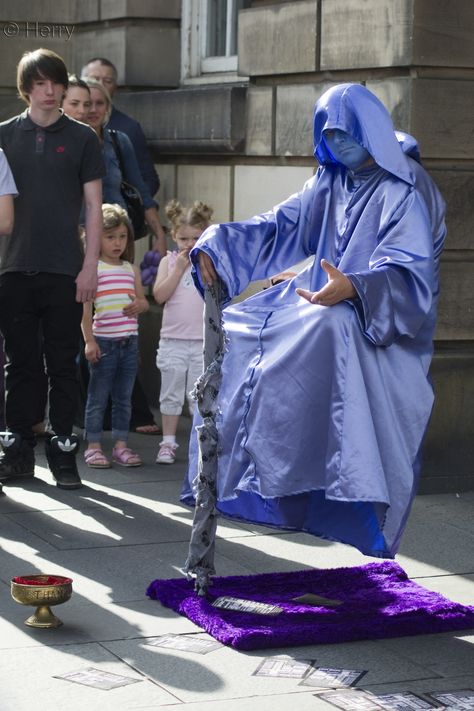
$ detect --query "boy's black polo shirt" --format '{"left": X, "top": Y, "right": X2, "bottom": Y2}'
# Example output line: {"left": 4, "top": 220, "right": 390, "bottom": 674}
{"left": 0, "top": 110, "right": 105, "bottom": 277}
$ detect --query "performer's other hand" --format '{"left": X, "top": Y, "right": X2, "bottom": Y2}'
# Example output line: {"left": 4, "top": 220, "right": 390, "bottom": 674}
{"left": 296, "top": 259, "right": 356, "bottom": 306}
{"left": 198, "top": 250, "right": 218, "bottom": 286}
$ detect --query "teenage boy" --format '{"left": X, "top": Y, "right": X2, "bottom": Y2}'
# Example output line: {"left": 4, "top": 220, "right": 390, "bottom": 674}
{"left": 0, "top": 48, "right": 105, "bottom": 490}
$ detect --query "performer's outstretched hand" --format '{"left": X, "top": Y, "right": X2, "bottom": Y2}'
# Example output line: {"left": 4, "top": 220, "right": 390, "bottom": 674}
{"left": 198, "top": 250, "right": 218, "bottom": 286}
{"left": 296, "top": 259, "right": 356, "bottom": 306}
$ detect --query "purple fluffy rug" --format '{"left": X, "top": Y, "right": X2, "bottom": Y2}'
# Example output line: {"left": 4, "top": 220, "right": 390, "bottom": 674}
{"left": 146, "top": 562, "right": 474, "bottom": 650}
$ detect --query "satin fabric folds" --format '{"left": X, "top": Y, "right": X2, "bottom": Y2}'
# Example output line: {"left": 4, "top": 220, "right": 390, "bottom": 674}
{"left": 183, "top": 84, "right": 446, "bottom": 559}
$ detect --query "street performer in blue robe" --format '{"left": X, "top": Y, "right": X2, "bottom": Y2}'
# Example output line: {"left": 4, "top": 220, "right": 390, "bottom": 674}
{"left": 184, "top": 83, "right": 446, "bottom": 560}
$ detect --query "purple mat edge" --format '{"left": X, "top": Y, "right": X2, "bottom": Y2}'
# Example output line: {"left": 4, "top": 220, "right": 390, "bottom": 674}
{"left": 147, "top": 561, "right": 474, "bottom": 651}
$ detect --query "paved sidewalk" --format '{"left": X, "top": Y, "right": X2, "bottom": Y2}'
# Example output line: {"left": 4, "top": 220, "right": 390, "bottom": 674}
{"left": 0, "top": 420, "right": 473, "bottom": 710}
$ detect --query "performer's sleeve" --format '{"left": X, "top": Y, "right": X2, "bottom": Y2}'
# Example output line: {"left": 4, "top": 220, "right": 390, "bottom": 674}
{"left": 347, "top": 191, "right": 435, "bottom": 347}
{"left": 190, "top": 177, "right": 317, "bottom": 299}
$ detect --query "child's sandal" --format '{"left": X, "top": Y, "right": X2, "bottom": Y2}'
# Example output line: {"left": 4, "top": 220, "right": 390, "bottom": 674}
{"left": 84, "top": 448, "right": 111, "bottom": 468}
{"left": 112, "top": 447, "right": 142, "bottom": 467}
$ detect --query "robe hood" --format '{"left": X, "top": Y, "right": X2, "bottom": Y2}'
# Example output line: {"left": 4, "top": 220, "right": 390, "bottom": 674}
{"left": 395, "top": 130, "right": 421, "bottom": 163}
{"left": 313, "top": 83, "right": 414, "bottom": 185}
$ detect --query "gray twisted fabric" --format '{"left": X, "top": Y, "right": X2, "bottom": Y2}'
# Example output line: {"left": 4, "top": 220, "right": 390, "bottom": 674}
{"left": 184, "top": 281, "right": 226, "bottom": 596}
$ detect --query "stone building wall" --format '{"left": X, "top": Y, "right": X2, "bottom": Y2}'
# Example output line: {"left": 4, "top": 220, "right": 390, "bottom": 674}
{"left": 0, "top": 0, "right": 473, "bottom": 491}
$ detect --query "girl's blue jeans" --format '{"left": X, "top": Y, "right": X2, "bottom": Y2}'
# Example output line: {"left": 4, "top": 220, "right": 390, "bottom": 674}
{"left": 84, "top": 336, "right": 138, "bottom": 443}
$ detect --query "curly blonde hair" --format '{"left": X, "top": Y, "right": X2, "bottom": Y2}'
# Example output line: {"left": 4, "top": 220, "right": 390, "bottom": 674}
{"left": 165, "top": 199, "right": 213, "bottom": 235}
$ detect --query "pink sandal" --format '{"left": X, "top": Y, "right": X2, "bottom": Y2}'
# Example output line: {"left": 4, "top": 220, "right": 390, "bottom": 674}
{"left": 112, "top": 447, "right": 142, "bottom": 467}
{"left": 84, "top": 448, "right": 111, "bottom": 469}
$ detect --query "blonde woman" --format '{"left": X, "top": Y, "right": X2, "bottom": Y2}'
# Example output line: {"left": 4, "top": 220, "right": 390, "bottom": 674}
{"left": 85, "top": 79, "right": 165, "bottom": 255}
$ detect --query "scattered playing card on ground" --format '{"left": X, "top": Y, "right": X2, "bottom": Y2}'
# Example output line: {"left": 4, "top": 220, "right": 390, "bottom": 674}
{"left": 300, "top": 666, "right": 367, "bottom": 688}
{"left": 375, "top": 692, "right": 441, "bottom": 709}
{"left": 426, "top": 689, "right": 474, "bottom": 709}
{"left": 212, "top": 595, "right": 283, "bottom": 615}
{"left": 316, "top": 689, "right": 387, "bottom": 710}
{"left": 53, "top": 667, "right": 142, "bottom": 690}
{"left": 144, "top": 633, "right": 223, "bottom": 654}
{"left": 253, "top": 655, "right": 315, "bottom": 678}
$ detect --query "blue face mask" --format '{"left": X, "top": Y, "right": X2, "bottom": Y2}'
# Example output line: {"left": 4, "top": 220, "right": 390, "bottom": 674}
{"left": 323, "top": 129, "right": 371, "bottom": 170}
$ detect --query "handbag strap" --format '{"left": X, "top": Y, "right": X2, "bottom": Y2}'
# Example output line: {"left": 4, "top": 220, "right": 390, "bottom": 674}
{"left": 108, "top": 129, "right": 126, "bottom": 178}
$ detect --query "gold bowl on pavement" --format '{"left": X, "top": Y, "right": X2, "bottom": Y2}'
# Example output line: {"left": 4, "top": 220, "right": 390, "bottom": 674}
{"left": 11, "top": 574, "right": 73, "bottom": 628}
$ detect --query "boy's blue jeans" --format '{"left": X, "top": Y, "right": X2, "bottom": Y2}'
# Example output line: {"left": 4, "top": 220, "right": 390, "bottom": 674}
{"left": 84, "top": 336, "right": 138, "bottom": 443}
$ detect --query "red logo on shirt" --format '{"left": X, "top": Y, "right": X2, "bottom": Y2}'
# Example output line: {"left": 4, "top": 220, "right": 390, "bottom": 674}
{"left": 56, "top": 146, "right": 65, "bottom": 153}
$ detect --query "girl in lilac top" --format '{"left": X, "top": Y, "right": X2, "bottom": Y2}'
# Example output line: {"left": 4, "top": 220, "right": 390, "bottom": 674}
{"left": 153, "top": 200, "right": 213, "bottom": 465}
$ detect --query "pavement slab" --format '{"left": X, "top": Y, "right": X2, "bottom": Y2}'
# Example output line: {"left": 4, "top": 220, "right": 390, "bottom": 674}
{"left": 0, "top": 595, "right": 201, "bottom": 650}
{"left": 0, "top": 641, "right": 180, "bottom": 711}
{"left": 376, "top": 631, "right": 474, "bottom": 677}
{"left": 100, "top": 636, "right": 440, "bottom": 704}
{"left": 132, "top": 693, "right": 340, "bottom": 711}
{"left": 414, "top": 572, "right": 474, "bottom": 605}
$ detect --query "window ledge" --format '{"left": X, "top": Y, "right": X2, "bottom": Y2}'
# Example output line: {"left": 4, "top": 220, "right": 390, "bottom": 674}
{"left": 182, "top": 72, "right": 249, "bottom": 86}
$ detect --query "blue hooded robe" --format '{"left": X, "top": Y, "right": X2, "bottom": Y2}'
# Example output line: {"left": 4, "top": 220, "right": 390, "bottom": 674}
{"left": 183, "top": 83, "right": 446, "bottom": 559}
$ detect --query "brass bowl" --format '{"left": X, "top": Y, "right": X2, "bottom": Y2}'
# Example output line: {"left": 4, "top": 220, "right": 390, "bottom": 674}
{"left": 11, "top": 575, "right": 73, "bottom": 628}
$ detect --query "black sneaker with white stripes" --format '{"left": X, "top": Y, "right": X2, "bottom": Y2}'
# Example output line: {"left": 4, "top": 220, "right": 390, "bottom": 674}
{"left": 45, "top": 434, "right": 82, "bottom": 490}
{"left": 0, "top": 432, "right": 35, "bottom": 482}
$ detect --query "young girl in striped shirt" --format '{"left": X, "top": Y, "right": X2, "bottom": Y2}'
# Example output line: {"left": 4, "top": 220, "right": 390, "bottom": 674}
{"left": 82, "top": 203, "right": 149, "bottom": 468}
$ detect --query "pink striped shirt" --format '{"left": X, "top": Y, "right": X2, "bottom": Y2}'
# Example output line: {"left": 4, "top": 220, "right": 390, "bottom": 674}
{"left": 93, "top": 260, "right": 138, "bottom": 338}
